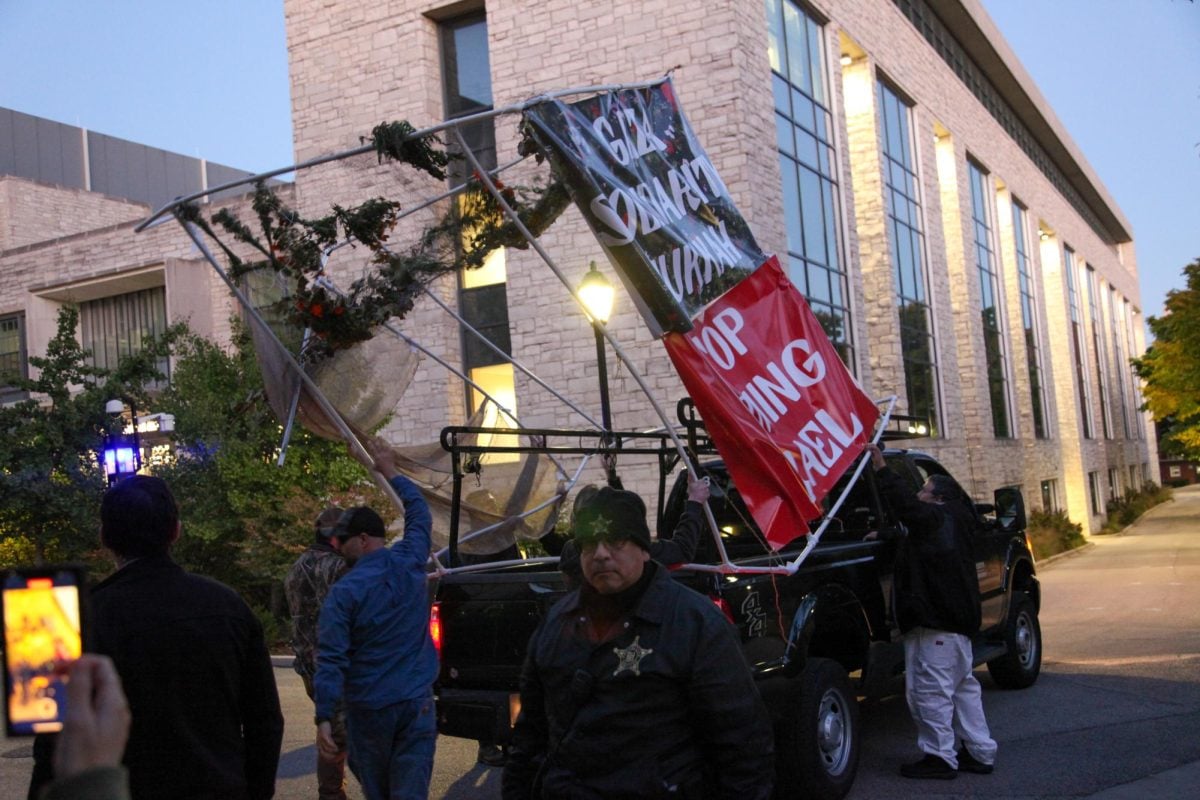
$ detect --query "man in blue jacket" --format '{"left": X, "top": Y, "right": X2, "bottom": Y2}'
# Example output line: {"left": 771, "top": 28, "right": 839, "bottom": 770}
{"left": 314, "top": 438, "right": 437, "bottom": 800}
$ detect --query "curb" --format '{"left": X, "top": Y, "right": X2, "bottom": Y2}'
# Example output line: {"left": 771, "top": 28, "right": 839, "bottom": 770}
{"left": 1092, "top": 493, "right": 1174, "bottom": 537}
{"left": 1038, "top": 491, "right": 1175, "bottom": 568}
{"left": 1036, "top": 540, "right": 1094, "bottom": 568}
{"left": 271, "top": 654, "right": 295, "bottom": 669}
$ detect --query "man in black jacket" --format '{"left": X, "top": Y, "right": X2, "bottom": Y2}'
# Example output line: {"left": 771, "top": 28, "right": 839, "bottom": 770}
{"left": 867, "top": 445, "right": 997, "bottom": 780}
{"left": 32, "top": 475, "right": 285, "bottom": 800}
{"left": 502, "top": 486, "right": 774, "bottom": 799}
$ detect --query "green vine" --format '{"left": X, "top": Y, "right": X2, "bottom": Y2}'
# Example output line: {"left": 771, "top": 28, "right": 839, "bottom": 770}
{"left": 364, "top": 121, "right": 453, "bottom": 180}
{"left": 191, "top": 120, "right": 569, "bottom": 362}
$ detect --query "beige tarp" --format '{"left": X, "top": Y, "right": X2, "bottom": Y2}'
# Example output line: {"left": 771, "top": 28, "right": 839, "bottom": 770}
{"left": 241, "top": 270, "right": 565, "bottom": 555}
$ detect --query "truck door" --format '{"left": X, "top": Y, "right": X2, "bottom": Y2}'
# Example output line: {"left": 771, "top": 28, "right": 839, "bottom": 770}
{"left": 909, "top": 456, "right": 1005, "bottom": 631}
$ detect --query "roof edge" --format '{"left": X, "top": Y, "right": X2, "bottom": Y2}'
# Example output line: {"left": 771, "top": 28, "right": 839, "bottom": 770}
{"left": 930, "top": 0, "right": 1132, "bottom": 243}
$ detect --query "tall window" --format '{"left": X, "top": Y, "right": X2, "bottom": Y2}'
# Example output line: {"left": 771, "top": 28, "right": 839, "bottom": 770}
{"left": 967, "top": 160, "right": 1009, "bottom": 437}
{"left": 0, "top": 313, "right": 28, "bottom": 403}
{"left": 1064, "top": 246, "right": 1093, "bottom": 438}
{"left": 1124, "top": 299, "right": 1145, "bottom": 441}
{"left": 440, "top": 14, "right": 496, "bottom": 181}
{"left": 1012, "top": 201, "right": 1047, "bottom": 438}
{"left": 1108, "top": 467, "right": 1119, "bottom": 501}
{"left": 1040, "top": 478, "right": 1059, "bottom": 512}
{"left": 440, "top": 12, "right": 516, "bottom": 460}
{"left": 1088, "top": 470, "right": 1101, "bottom": 515}
{"left": 767, "top": 0, "right": 853, "bottom": 368}
{"left": 879, "top": 80, "right": 939, "bottom": 434}
{"left": 1107, "top": 286, "right": 1130, "bottom": 439}
{"left": 1084, "top": 265, "right": 1111, "bottom": 439}
{"left": 79, "top": 288, "right": 169, "bottom": 383}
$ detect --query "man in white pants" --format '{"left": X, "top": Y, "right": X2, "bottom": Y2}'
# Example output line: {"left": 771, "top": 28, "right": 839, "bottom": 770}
{"left": 867, "top": 445, "right": 998, "bottom": 780}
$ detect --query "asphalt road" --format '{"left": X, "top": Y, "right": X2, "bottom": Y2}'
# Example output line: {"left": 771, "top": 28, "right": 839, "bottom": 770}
{"left": 3, "top": 485, "right": 1198, "bottom": 798}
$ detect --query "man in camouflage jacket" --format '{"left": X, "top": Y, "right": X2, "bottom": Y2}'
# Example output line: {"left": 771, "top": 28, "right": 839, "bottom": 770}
{"left": 285, "top": 507, "right": 349, "bottom": 800}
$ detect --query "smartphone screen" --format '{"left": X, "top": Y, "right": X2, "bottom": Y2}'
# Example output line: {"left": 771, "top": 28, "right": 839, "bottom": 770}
{"left": 2, "top": 567, "right": 85, "bottom": 735}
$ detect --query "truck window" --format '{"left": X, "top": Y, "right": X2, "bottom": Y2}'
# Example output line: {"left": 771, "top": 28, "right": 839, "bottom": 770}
{"left": 820, "top": 459, "right": 883, "bottom": 540}
{"left": 661, "top": 460, "right": 887, "bottom": 558}
{"left": 659, "top": 465, "right": 773, "bottom": 562}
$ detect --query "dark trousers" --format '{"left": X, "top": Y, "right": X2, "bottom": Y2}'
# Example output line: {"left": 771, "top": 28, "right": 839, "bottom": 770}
{"left": 345, "top": 695, "right": 437, "bottom": 800}
{"left": 302, "top": 673, "right": 349, "bottom": 800}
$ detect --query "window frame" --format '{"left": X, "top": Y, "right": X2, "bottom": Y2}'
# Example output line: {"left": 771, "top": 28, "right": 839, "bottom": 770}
{"left": 878, "top": 78, "right": 941, "bottom": 436}
{"left": 78, "top": 287, "right": 170, "bottom": 387}
{"left": 0, "top": 312, "right": 29, "bottom": 403}
{"left": 1084, "top": 264, "right": 1111, "bottom": 439}
{"left": 768, "top": 0, "right": 856, "bottom": 371}
{"left": 966, "top": 158, "right": 1012, "bottom": 438}
{"left": 1064, "top": 245, "right": 1094, "bottom": 439}
{"left": 1011, "top": 198, "right": 1048, "bottom": 438}
{"left": 437, "top": 9, "right": 518, "bottom": 435}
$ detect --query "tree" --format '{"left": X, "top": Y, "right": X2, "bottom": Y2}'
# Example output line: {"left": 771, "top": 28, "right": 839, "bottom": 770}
{"left": 152, "top": 320, "right": 380, "bottom": 612}
{"left": 1132, "top": 258, "right": 1200, "bottom": 459}
{"left": 0, "top": 304, "right": 381, "bottom": 629}
{"left": 0, "top": 306, "right": 175, "bottom": 566}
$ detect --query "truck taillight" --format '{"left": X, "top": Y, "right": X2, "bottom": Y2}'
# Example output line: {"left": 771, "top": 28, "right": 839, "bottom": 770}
{"left": 712, "top": 596, "right": 735, "bottom": 624}
{"left": 429, "top": 602, "right": 442, "bottom": 661}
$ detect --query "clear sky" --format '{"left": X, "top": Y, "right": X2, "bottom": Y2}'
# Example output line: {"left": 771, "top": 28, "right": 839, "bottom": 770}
{"left": 0, "top": 1, "right": 292, "bottom": 174}
{"left": 980, "top": 0, "right": 1200, "bottom": 322}
{"left": 1, "top": 1, "right": 1197, "bottom": 319}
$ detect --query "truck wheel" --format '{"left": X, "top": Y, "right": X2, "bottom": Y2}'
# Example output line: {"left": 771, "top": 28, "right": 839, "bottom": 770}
{"left": 986, "top": 591, "right": 1042, "bottom": 689}
{"left": 775, "top": 657, "right": 860, "bottom": 800}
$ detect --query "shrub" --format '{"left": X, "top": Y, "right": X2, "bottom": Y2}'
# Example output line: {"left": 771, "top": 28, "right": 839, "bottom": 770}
{"left": 1102, "top": 482, "right": 1172, "bottom": 533}
{"left": 1026, "top": 509, "right": 1086, "bottom": 560}
{"left": 253, "top": 604, "right": 289, "bottom": 651}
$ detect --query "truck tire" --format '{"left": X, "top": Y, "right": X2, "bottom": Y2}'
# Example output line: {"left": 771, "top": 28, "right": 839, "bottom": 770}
{"left": 986, "top": 591, "right": 1042, "bottom": 689}
{"left": 775, "top": 657, "right": 860, "bottom": 800}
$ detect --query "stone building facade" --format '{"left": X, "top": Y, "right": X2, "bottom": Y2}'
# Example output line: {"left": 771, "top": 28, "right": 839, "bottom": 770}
{"left": 0, "top": 0, "right": 1157, "bottom": 535}
{"left": 280, "top": 0, "right": 1156, "bottom": 533}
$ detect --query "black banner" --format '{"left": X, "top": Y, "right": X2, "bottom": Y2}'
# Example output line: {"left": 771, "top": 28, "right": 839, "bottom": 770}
{"left": 523, "top": 79, "right": 764, "bottom": 335}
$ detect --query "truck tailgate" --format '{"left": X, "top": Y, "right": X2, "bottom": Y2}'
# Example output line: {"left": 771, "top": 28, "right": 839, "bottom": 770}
{"left": 436, "top": 568, "right": 566, "bottom": 688}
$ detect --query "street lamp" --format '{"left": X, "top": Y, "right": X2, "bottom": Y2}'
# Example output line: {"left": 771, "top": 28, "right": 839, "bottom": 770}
{"left": 102, "top": 397, "right": 141, "bottom": 486}
{"left": 578, "top": 262, "right": 621, "bottom": 487}
{"left": 578, "top": 261, "right": 615, "bottom": 433}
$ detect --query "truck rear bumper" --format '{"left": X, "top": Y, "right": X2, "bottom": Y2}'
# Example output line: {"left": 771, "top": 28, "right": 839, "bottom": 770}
{"left": 436, "top": 688, "right": 518, "bottom": 744}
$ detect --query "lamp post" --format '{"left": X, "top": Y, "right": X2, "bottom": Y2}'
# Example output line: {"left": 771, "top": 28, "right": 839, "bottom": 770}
{"left": 102, "top": 397, "right": 141, "bottom": 486}
{"left": 578, "top": 262, "right": 621, "bottom": 486}
{"left": 578, "top": 261, "right": 615, "bottom": 433}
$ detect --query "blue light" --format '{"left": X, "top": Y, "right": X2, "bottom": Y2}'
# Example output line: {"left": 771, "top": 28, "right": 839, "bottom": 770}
{"left": 103, "top": 446, "right": 137, "bottom": 478}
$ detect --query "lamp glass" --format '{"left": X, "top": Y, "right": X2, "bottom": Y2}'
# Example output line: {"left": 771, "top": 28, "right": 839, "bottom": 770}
{"left": 105, "top": 399, "right": 125, "bottom": 415}
{"left": 578, "top": 263, "right": 614, "bottom": 324}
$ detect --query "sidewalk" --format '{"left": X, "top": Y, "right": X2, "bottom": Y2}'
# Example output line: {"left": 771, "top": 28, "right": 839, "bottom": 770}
{"left": 1084, "top": 759, "right": 1200, "bottom": 798}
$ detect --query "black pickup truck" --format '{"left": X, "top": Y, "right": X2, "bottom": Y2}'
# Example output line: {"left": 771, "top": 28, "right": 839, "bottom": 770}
{"left": 430, "top": 406, "right": 1041, "bottom": 800}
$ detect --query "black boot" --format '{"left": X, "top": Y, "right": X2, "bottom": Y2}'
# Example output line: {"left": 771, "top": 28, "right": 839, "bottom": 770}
{"left": 900, "top": 754, "right": 957, "bottom": 780}
{"left": 956, "top": 748, "right": 994, "bottom": 774}
{"left": 476, "top": 742, "right": 507, "bottom": 768}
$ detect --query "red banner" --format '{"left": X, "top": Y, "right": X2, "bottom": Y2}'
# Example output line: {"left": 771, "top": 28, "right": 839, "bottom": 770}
{"left": 664, "top": 257, "right": 879, "bottom": 550}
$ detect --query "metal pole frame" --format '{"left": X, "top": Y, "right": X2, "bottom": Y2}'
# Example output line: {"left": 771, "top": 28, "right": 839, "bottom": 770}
{"left": 141, "top": 77, "right": 891, "bottom": 578}
{"left": 174, "top": 215, "right": 448, "bottom": 575}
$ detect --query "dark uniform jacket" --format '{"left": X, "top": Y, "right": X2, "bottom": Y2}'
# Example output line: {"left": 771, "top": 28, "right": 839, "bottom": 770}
{"left": 91, "top": 556, "right": 284, "bottom": 800}
{"left": 876, "top": 467, "right": 982, "bottom": 636}
{"left": 502, "top": 562, "right": 774, "bottom": 800}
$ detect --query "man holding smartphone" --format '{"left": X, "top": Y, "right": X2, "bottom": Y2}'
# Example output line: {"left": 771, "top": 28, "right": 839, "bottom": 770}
{"left": 30, "top": 475, "right": 285, "bottom": 800}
